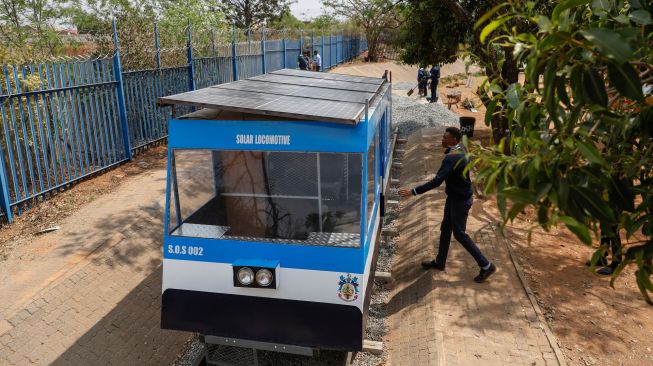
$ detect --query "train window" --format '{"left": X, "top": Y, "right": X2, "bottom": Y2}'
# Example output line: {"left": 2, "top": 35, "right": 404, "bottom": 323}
{"left": 168, "top": 149, "right": 363, "bottom": 248}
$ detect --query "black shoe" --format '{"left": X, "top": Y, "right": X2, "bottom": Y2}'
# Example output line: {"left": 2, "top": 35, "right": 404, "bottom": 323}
{"left": 585, "top": 258, "right": 609, "bottom": 267}
{"left": 474, "top": 263, "right": 496, "bottom": 283}
{"left": 421, "top": 260, "right": 445, "bottom": 271}
{"left": 597, "top": 266, "right": 614, "bottom": 276}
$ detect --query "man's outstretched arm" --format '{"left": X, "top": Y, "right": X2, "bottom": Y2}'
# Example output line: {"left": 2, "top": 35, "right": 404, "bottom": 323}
{"left": 398, "top": 156, "right": 453, "bottom": 197}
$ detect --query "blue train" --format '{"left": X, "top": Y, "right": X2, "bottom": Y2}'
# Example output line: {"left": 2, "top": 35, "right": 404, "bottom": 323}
{"left": 159, "top": 69, "right": 393, "bottom": 354}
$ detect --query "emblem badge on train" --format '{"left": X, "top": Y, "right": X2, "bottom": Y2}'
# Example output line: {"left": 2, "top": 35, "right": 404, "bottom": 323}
{"left": 338, "top": 274, "right": 360, "bottom": 302}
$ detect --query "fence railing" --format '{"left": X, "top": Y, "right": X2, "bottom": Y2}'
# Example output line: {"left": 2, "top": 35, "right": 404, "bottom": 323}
{"left": 0, "top": 21, "right": 368, "bottom": 223}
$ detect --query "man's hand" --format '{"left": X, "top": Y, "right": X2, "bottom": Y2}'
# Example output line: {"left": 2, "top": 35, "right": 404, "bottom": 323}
{"left": 398, "top": 189, "right": 413, "bottom": 197}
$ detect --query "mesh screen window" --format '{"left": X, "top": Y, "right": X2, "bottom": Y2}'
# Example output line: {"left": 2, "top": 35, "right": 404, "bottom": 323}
{"left": 168, "top": 150, "right": 364, "bottom": 247}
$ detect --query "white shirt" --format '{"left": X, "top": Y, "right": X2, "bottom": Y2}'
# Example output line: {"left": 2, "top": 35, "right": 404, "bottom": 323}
{"left": 313, "top": 54, "right": 322, "bottom": 67}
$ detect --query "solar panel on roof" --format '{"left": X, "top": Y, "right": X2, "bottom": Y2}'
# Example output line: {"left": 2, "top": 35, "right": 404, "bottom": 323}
{"left": 270, "top": 69, "right": 384, "bottom": 86}
{"left": 212, "top": 79, "right": 376, "bottom": 104}
{"left": 158, "top": 68, "right": 387, "bottom": 124}
{"left": 249, "top": 74, "right": 381, "bottom": 93}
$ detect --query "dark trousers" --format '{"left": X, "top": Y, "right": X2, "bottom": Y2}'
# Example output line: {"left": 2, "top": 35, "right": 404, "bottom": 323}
{"left": 435, "top": 197, "right": 490, "bottom": 268}
{"left": 430, "top": 82, "right": 438, "bottom": 101}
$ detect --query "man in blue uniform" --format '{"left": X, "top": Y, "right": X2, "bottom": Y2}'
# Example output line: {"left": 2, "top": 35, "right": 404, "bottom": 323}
{"left": 399, "top": 127, "right": 496, "bottom": 283}
{"left": 429, "top": 64, "right": 440, "bottom": 103}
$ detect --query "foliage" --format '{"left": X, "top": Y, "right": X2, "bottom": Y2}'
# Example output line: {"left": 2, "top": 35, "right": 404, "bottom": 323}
{"left": 322, "top": 0, "right": 402, "bottom": 61}
{"left": 0, "top": 0, "right": 68, "bottom": 61}
{"left": 268, "top": 10, "right": 305, "bottom": 30}
{"left": 470, "top": 0, "right": 653, "bottom": 303}
{"left": 215, "top": 0, "right": 294, "bottom": 30}
{"left": 394, "top": 0, "right": 472, "bottom": 65}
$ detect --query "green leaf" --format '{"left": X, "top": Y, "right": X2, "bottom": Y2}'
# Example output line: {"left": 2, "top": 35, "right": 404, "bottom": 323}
{"left": 544, "top": 60, "right": 558, "bottom": 116}
{"left": 613, "top": 14, "right": 630, "bottom": 24}
{"left": 552, "top": 0, "right": 592, "bottom": 22}
{"left": 537, "top": 15, "right": 553, "bottom": 33}
{"left": 535, "top": 183, "right": 553, "bottom": 201}
{"left": 537, "top": 204, "right": 548, "bottom": 225}
{"left": 608, "top": 177, "right": 635, "bottom": 212}
{"left": 591, "top": 0, "right": 610, "bottom": 12}
{"left": 608, "top": 62, "right": 644, "bottom": 101}
{"left": 577, "top": 140, "right": 607, "bottom": 165}
{"left": 571, "top": 186, "right": 617, "bottom": 224}
{"left": 505, "top": 187, "right": 536, "bottom": 204}
{"left": 480, "top": 16, "right": 511, "bottom": 43}
{"left": 559, "top": 215, "right": 592, "bottom": 244}
{"left": 485, "top": 100, "right": 498, "bottom": 126}
{"left": 474, "top": 2, "right": 511, "bottom": 30}
{"left": 635, "top": 270, "right": 653, "bottom": 304}
{"left": 570, "top": 66, "right": 586, "bottom": 105}
{"left": 580, "top": 28, "right": 633, "bottom": 64}
{"left": 630, "top": 9, "right": 653, "bottom": 25}
{"left": 588, "top": 246, "right": 608, "bottom": 269}
{"left": 582, "top": 67, "right": 608, "bottom": 106}
{"left": 507, "top": 83, "right": 520, "bottom": 109}
{"left": 556, "top": 78, "right": 571, "bottom": 107}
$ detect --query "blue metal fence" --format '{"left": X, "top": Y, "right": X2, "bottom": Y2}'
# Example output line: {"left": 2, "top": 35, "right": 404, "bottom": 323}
{"left": 0, "top": 22, "right": 368, "bottom": 222}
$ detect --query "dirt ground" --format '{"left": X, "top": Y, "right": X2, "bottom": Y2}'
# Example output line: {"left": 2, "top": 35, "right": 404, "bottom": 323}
{"left": 0, "top": 144, "right": 168, "bottom": 261}
{"left": 2, "top": 60, "right": 652, "bottom": 366}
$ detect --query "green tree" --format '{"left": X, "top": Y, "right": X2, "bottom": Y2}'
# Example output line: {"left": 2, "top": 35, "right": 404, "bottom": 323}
{"left": 395, "top": 1, "right": 554, "bottom": 141}
{"left": 0, "top": 0, "right": 68, "bottom": 60}
{"left": 322, "top": 0, "right": 402, "bottom": 61}
{"left": 268, "top": 10, "right": 304, "bottom": 29}
{"left": 216, "top": 0, "right": 294, "bottom": 30}
{"left": 471, "top": 1, "right": 653, "bottom": 303}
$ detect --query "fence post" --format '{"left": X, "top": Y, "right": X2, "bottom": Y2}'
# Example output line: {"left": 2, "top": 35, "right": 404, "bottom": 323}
{"left": 211, "top": 29, "right": 216, "bottom": 57}
{"left": 321, "top": 32, "right": 325, "bottom": 71}
{"left": 299, "top": 29, "right": 303, "bottom": 56}
{"left": 261, "top": 27, "right": 267, "bottom": 74}
{"left": 330, "top": 32, "right": 333, "bottom": 69}
{"left": 282, "top": 33, "right": 287, "bottom": 69}
{"left": 0, "top": 148, "right": 13, "bottom": 223}
{"left": 154, "top": 23, "right": 161, "bottom": 69}
{"left": 112, "top": 20, "right": 133, "bottom": 161}
{"left": 231, "top": 22, "right": 238, "bottom": 81}
{"left": 311, "top": 30, "right": 314, "bottom": 58}
{"left": 186, "top": 19, "right": 196, "bottom": 91}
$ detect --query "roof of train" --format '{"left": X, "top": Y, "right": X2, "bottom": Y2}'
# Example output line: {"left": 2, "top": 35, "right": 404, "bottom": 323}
{"left": 157, "top": 69, "right": 388, "bottom": 125}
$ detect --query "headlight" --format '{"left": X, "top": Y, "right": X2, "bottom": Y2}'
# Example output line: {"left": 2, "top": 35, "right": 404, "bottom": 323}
{"left": 255, "top": 269, "right": 273, "bottom": 287}
{"left": 237, "top": 267, "right": 255, "bottom": 285}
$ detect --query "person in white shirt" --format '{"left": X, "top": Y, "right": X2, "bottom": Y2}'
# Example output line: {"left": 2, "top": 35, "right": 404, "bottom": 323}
{"left": 313, "top": 50, "right": 322, "bottom": 72}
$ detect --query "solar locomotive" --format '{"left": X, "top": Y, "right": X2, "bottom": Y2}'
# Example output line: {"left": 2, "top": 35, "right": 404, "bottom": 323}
{"left": 158, "top": 68, "right": 394, "bottom": 364}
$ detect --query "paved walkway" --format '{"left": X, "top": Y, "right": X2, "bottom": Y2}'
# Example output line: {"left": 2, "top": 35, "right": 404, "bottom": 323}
{"left": 0, "top": 167, "right": 188, "bottom": 365}
{"left": 386, "top": 127, "right": 561, "bottom": 366}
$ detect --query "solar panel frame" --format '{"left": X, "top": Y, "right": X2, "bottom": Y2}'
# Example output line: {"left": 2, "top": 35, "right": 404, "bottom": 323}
{"left": 270, "top": 69, "right": 384, "bottom": 86}
{"left": 158, "top": 68, "right": 387, "bottom": 124}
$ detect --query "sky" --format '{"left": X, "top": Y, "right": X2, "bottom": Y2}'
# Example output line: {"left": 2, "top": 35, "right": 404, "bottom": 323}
{"left": 290, "top": 0, "right": 325, "bottom": 21}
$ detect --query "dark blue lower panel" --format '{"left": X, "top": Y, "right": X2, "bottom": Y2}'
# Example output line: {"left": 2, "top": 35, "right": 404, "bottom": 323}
{"left": 161, "top": 289, "right": 363, "bottom": 350}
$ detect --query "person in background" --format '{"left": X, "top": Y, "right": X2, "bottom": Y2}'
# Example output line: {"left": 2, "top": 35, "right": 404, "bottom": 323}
{"left": 313, "top": 50, "right": 322, "bottom": 72}
{"left": 429, "top": 64, "right": 441, "bottom": 103}
{"left": 398, "top": 127, "right": 497, "bottom": 283}
{"left": 418, "top": 66, "right": 428, "bottom": 97}
{"left": 304, "top": 51, "right": 312, "bottom": 71}
{"left": 298, "top": 51, "right": 308, "bottom": 70}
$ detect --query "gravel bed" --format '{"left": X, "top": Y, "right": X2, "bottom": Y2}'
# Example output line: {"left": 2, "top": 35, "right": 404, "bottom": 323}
{"left": 393, "top": 94, "right": 459, "bottom": 136}
{"left": 392, "top": 81, "right": 417, "bottom": 90}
